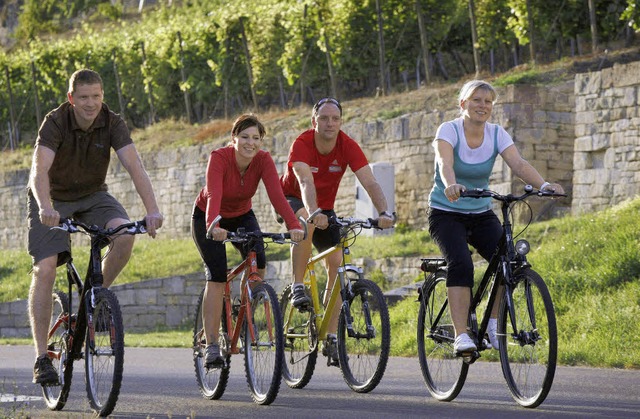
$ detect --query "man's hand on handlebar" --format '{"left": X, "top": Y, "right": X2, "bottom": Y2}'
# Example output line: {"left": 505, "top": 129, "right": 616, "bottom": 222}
{"left": 144, "top": 212, "right": 164, "bottom": 238}
{"left": 39, "top": 207, "right": 61, "bottom": 227}
{"left": 376, "top": 212, "right": 396, "bottom": 229}
{"left": 541, "top": 182, "right": 565, "bottom": 195}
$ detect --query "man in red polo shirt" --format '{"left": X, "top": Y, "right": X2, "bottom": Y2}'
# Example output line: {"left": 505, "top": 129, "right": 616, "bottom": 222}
{"left": 280, "top": 97, "right": 394, "bottom": 366}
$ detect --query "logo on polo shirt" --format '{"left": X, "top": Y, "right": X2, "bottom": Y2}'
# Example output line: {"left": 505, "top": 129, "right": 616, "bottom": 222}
{"left": 329, "top": 159, "right": 341, "bottom": 173}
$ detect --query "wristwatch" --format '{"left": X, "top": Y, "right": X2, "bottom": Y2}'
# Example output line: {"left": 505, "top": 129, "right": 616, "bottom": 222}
{"left": 379, "top": 211, "right": 393, "bottom": 218}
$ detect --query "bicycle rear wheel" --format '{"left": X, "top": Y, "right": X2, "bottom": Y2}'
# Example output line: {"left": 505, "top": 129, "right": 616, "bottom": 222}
{"left": 337, "top": 278, "right": 390, "bottom": 393}
{"left": 42, "top": 291, "right": 74, "bottom": 410}
{"left": 193, "top": 288, "right": 231, "bottom": 400}
{"left": 499, "top": 268, "right": 557, "bottom": 408}
{"left": 244, "top": 283, "right": 284, "bottom": 405}
{"left": 417, "top": 271, "right": 468, "bottom": 401}
{"left": 280, "top": 284, "right": 317, "bottom": 389}
{"left": 85, "top": 288, "right": 124, "bottom": 417}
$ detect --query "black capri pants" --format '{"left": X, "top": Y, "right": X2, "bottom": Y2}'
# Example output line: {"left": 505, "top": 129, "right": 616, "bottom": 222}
{"left": 191, "top": 206, "right": 265, "bottom": 282}
{"left": 428, "top": 208, "right": 502, "bottom": 288}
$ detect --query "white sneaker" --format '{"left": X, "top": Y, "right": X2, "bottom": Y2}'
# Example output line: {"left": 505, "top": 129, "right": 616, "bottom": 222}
{"left": 454, "top": 333, "right": 477, "bottom": 353}
{"left": 487, "top": 318, "right": 499, "bottom": 350}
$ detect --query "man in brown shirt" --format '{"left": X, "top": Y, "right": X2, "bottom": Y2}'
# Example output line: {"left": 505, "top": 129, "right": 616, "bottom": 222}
{"left": 27, "top": 69, "right": 164, "bottom": 385}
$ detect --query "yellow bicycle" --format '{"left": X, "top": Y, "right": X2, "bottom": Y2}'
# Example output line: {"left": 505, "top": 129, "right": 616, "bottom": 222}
{"left": 280, "top": 215, "right": 391, "bottom": 393}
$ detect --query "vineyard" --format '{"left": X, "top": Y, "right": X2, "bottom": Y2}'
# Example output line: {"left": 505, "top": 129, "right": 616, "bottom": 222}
{"left": 1, "top": 0, "right": 639, "bottom": 150}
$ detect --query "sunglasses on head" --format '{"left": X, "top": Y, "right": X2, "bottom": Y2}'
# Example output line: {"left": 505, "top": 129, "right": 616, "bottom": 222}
{"left": 313, "top": 97, "right": 342, "bottom": 115}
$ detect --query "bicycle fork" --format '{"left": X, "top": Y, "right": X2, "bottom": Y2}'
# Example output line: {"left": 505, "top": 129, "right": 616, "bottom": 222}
{"left": 338, "top": 266, "right": 376, "bottom": 340}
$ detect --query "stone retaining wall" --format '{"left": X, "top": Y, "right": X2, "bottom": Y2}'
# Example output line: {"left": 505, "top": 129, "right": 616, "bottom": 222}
{"left": 0, "top": 81, "right": 576, "bottom": 249}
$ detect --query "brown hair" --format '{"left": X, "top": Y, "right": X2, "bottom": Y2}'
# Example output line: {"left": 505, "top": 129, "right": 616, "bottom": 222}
{"left": 68, "top": 69, "right": 103, "bottom": 95}
{"left": 231, "top": 114, "right": 265, "bottom": 139}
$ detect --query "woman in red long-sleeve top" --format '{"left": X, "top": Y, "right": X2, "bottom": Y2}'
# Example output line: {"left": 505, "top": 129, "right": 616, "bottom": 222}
{"left": 191, "top": 114, "right": 304, "bottom": 368}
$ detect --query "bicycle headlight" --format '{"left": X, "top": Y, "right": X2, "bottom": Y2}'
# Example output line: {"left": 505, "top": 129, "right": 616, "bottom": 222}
{"left": 515, "top": 239, "right": 530, "bottom": 256}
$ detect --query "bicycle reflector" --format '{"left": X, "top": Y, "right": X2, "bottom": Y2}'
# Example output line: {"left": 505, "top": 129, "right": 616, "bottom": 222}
{"left": 515, "top": 239, "right": 530, "bottom": 256}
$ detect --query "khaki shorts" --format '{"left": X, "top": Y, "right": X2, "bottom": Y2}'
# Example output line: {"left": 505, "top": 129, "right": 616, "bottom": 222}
{"left": 27, "top": 190, "right": 129, "bottom": 266}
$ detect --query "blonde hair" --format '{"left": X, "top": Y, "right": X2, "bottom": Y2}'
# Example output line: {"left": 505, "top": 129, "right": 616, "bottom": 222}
{"left": 458, "top": 80, "right": 497, "bottom": 114}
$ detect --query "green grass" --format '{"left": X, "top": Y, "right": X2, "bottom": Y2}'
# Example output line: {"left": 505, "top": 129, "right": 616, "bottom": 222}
{"left": 2, "top": 198, "right": 640, "bottom": 369}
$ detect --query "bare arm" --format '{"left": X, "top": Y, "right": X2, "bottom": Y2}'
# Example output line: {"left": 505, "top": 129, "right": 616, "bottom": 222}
{"left": 501, "top": 145, "right": 565, "bottom": 193}
{"left": 116, "top": 144, "right": 164, "bottom": 237}
{"left": 292, "top": 161, "right": 329, "bottom": 228}
{"left": 29, "top": 145, "right": 59, "bottom": 226}
{"left": 434, "top": 139, "right": 466, "bottom": 202}
{"left": 353, "top": 165, "right": 394, "bottom": 228}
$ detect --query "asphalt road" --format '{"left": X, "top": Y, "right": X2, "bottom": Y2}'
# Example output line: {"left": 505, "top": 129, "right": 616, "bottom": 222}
{"left": 1, "top": 345, "right": 639, "bottom": 418}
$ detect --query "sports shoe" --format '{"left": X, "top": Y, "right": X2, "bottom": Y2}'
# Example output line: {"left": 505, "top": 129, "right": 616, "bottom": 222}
{"left": 486, "top": 318, "right": 499, "bottom": 350}
{"left": 453, "top": 333, "right": 477, "bottom": 353}
{"left": 33, "top": 355, "right": 59, "bottom": 385}
{"left": 322, "top": 334, "right": 339, "bottom": 367}
{"left": 290, "top": 284, "right": 310, "bottom": 309}
{"left": 205, "top": 343, "right": 224, "bottom": 368}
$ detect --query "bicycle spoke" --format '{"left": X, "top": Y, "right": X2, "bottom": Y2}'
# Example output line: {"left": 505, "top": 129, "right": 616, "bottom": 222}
{"left": 499, "top": 269, "right": 557, "bottom": 408}
{"left": 244, "top": 283, "right": 283, "bottom": 405}
{"left": 85, "top": 289, "right": 124, "bottom": 417}
{"left": 417, "top": 274, "right": 468, "bottom": 401}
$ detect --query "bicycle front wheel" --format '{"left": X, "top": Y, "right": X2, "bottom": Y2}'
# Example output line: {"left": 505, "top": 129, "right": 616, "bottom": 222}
{"left": 244, "top": 283, "right": 284, "bottom": 405}
{"left": 84, "top": 288, "right": 124, "bottom": 417}
{"left": 337, "top": 278, "right": 390, "bottom": 393}
{"left": 417, "top": 271, "right": 468, "bottom": 401}
{"left": 280, "top": 284, "right": 317, "bottom": 389}
{"left": 499, "top": 268, "right": 557, "bottom": 408}
{"left": 42, "top": 291, "right": 73, "bottom": 411}
{"left": 193, "top": 288, "right": 231, "bottom": 400}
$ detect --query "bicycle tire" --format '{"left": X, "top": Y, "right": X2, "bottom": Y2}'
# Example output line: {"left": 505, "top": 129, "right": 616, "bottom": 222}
{"left": 193, "top": 288, "right": 231, "bottom": 400}
{"left": 498, "top": 268, "right": 557, "bottom": 408}
{"left": 280, "top": 284, "right": 317, "bottom": 389}
{"left": 243, "top": 283, "right": 284, "bottom": 405}
{"left": 42, "top": 291, "right": 73, "bottom": 411}
{"left": 417, "top": 271, "right": 468, "bottom": 401}
{"left": 84, "top": 288, "right": 124, "bottom": 417}
{"left": 337, "top": 278, "right": 390, "bottom": 393}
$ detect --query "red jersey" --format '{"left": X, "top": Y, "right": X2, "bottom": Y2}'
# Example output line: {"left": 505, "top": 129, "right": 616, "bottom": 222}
{"left": 280, "top": 129, "right": 369, "bottom": 209}
{"left": 195, "top": 146, "right": 301, "bottom": 230}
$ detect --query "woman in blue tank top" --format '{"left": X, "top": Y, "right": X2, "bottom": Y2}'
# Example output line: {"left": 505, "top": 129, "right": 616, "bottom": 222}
{"left": 427, "top": 80, "right": 565, "bottom": 353}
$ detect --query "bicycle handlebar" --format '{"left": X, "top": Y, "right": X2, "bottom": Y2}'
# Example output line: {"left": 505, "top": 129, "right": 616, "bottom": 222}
{"left": 460, "top": 185, "right": 567, "bottom": 202}
{"left": 330, "top": 213, "right": 397, "bottom": 230}
{"left": 54, "top": 218, "right": 148, "bottom": 236}
{"left": 225, "top": 229, "right": 295, "bottom": 244}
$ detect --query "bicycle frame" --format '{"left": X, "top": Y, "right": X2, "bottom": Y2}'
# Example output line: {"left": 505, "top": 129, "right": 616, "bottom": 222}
{"left": 220, "top": 249, "right": 263, "bottom": 355}
{"left": 48, "top": 232, "right": 108, "bottom": 362}
{"left": 291, "top": 232, "right": 364, "bottom": 343}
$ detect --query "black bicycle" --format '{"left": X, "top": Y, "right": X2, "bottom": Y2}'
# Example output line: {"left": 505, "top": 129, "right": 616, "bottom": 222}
{"left": 417, "top": 185, "right": 565, "bottom": 408}
{"left": 43, "top": 218, "right": 147, "bottom": 417}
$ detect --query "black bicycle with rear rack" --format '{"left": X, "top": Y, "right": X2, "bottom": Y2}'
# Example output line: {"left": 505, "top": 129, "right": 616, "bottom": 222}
{"left": 417, "top": 185, "right": 565, "bottom": 408}
{"left": 43, "top": 218, "right": 147, "bottom": 417}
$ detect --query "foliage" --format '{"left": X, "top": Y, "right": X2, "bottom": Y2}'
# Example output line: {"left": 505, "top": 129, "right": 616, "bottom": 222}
{"left": 1, "top": 0, "right": 637, "bottom": 145}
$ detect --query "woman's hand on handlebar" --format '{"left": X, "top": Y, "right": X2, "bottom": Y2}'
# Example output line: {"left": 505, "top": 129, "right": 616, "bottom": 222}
{"left": 206, "top": 225, "right": 228, "bottom": 241}
{"left": 444, "top": 183, "right": 466, "bottom": 202}
{"left": 288, "top": 228, "right": 305, "bottom": 242}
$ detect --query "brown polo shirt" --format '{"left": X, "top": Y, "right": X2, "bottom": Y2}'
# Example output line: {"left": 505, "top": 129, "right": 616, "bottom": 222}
{"left": 36, "top": 102, "right": 133, "bottom": 201}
